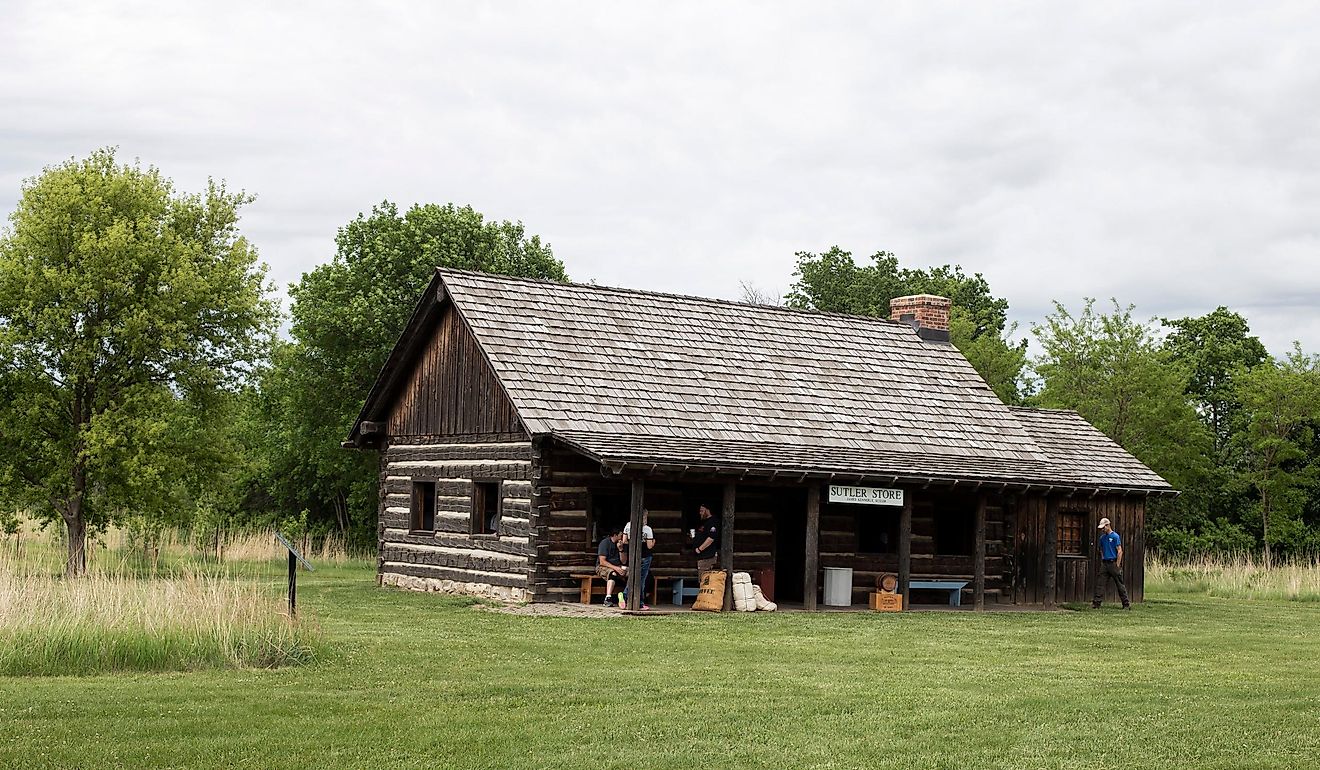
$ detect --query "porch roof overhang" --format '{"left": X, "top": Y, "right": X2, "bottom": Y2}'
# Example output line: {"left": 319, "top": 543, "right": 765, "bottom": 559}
{"left": 549, "top": 430, "right": 1179, "bottom": 498}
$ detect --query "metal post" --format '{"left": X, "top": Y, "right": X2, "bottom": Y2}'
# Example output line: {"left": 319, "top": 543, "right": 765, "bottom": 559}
{"left": 288, "top": 550, "right": 297, "bottom": 618}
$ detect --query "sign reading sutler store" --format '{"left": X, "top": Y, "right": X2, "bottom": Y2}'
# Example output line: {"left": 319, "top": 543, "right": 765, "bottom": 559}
{"left": 828, "top": 485, "right": 904, "bottom": 506}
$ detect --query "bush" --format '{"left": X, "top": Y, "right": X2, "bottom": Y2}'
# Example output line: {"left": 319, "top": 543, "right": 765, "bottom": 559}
{"left": 1149, "top": 519, "right": 1258, "bottom": 559}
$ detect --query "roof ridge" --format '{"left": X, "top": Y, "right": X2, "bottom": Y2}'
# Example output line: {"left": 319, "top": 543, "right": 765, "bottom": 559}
{"left": 436, "top": 267, "right": 920, "bottom": 329}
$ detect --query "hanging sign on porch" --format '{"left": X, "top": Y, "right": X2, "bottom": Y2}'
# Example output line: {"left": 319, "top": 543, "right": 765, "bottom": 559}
{"left": 828, "top": 485, "right": 904, "bottom": 506}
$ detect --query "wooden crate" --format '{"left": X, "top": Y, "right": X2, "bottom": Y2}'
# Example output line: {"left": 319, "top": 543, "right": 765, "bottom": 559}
{"left": 869, "top": 591, "right": 902, "bottom": 612}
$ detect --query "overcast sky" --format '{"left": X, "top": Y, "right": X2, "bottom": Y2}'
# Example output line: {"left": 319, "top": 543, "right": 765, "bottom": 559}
{"left": 3, "top": 1, "right": 1318, "bottom": 356}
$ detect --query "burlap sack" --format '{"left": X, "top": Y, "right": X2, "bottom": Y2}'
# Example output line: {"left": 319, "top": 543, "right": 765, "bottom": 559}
{"left": 753, "top": 584, "right": 777, "bottom": 612}
{"left": 692, "top": 570, "right": 727, "bottom": 612}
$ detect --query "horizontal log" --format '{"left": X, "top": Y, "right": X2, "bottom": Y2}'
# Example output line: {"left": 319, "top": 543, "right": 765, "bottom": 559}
{"left": 386, "top": 461, "right": 532, "bottom": 481}
{"left": 385, "top": 442, "right": 532, "bottom": 463}
{"left": 383, "top": 528, "right": 531, "bottom": 556}
{"left": 383, "top": 545, "right": 527, "bottom": 574}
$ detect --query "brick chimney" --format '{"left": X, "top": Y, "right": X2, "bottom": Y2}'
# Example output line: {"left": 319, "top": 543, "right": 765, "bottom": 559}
{"left": 890, "top": 294, "right": 952, "bottom": 342}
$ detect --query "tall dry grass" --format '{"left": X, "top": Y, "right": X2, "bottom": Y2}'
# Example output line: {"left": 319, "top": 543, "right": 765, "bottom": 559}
{"left": 1148, "top": 552, "right": 1320, "bottom": 602}
{"left": 0, "top": 521, "right": 325, "bottom": 675}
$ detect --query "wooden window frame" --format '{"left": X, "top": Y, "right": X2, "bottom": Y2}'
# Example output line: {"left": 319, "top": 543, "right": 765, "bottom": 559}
{"left": 1058, "top": 511, "right": 1087, "bottom": 557}
{"left": 470, "top": 479, "right": 503, "bottom": 538}
{"left": 411, "top": 480, "right": 436, "bottom": 533}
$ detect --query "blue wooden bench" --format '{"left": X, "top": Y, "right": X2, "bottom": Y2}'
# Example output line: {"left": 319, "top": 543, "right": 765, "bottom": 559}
{"left": 909, "top": 580, "right": 970, "bottom": 607}
{"left": 672, "top": 577, "right": 700, "bottom": 606}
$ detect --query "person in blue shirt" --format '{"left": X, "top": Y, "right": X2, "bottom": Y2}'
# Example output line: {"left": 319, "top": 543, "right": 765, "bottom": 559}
{"left": 1093, "top": 517, "right": 1131, "bottom": 609}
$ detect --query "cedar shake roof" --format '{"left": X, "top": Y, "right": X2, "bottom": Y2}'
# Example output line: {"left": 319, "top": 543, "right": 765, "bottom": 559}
{"left": 1007, "top": 406, "right": 1171, "bottom": 491}
{"left": 351, "top": 269, "right": 1174, "bottom": 494}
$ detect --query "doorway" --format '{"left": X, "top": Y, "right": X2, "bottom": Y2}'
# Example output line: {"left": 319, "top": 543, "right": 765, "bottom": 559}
{"left": 773, "top": 490, "right": 807, "bottom": 603}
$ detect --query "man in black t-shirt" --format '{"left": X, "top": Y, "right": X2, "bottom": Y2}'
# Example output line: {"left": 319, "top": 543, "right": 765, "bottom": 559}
{"left": 693, "top": 504, "right": 720, "bottom": 573}
{"left": 596, "top": 527, "right": 627, "bottom": 607}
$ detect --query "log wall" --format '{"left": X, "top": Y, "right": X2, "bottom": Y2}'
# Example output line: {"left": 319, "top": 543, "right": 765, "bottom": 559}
{"left": 378, "top": 438, "right": 535, "bottom": 601}
{"left": 534, "top": 446, "right": 1017, "bottom": 605}
{"left": 819, "top": 488, "right": 1014, "bottom": 605}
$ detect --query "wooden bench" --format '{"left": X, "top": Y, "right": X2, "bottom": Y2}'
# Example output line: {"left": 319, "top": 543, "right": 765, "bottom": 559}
{"left": 571, "top": 573, "right": 660, "bottom": 605}
{"left": 909, "top": 580, "right": 970, "bottom": 607}
{"left": 671, "top": 576, "right": 700, "bottom": 606}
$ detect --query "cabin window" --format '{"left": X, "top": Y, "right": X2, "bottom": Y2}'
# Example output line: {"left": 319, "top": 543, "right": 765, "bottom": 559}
{"left": 1059, "top": 512, "right": 1086, "bottom": 556}
{"left": 856, "top": 510, "right": 899, "bottom": 554}
{"left": 411, "top": 481, "right": 436, "bottom": 532}
{"left": 472, "top": 481, "right": 502, "bottom": 535}
{"left": 933, "top": 506, "right": 975, "bottom": 556}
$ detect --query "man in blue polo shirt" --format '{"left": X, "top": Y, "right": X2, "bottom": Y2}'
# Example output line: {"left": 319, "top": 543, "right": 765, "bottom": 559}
{"left": 1093, "top": 517, "right": 1131, "bottom": 609}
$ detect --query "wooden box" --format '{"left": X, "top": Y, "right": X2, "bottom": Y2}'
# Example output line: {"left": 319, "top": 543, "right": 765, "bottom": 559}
{"left": 869, "top": 591, "right": 902, "bottom": 612}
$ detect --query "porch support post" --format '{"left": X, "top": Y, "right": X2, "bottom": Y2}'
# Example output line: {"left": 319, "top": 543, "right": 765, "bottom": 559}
{"left": 899, "top": 491, "right": 912, "bottom": 610}
{"left": 625, "top": 478, "right": 645, "bottom": 610}
{"left": 721, "top": 481, "right": 736, "bottom": 611}
{"left": 974, "top": 492, "right": 987, "bottom": 611}
{"left": 1044, "top": 494, "right": 1058, "bottom": 609}
{"left": 804, "top": 484, "right": 820, "bottom": 611}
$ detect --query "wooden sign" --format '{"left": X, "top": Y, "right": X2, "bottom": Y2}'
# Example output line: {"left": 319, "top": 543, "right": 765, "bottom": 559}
{"left": 828, "top": 485, "right": 904, "bottom": 506}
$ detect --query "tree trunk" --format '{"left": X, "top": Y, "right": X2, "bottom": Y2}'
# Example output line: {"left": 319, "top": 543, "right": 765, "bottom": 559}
{"left": 63, "top": 461, "right": 89, "bottom": 577}
{"left": 333, "top": 491, "right": 350, "bottom": 536}
{"left": 64, "top": 509, "right": 87, "bottom": 577}
{"left": 1262, "top": 489, "right": 1272, "bottom": 568}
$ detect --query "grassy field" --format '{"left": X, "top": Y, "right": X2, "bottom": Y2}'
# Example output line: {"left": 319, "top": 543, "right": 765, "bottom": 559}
{"left": 4, "top": 560, "right": 1319, "bottom": 769}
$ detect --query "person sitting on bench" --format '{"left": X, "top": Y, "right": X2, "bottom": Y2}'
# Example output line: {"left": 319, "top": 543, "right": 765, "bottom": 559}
{"left": 596, "top": 526, "right": 627, "bottom": 607}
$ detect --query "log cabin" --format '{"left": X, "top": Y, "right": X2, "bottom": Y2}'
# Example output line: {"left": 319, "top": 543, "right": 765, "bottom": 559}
{"left": 344, "top": 269, "right": 1174, "bottom": 609}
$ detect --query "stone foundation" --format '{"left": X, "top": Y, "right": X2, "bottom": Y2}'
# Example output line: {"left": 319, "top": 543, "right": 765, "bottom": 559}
{"left": 381, "top": 571, "right": 528, "bottom": 602}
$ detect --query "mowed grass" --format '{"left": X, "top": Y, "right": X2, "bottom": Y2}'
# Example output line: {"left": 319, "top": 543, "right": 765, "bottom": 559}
{"left": 4, "top": 562, "right": 1319, "bottom": 770}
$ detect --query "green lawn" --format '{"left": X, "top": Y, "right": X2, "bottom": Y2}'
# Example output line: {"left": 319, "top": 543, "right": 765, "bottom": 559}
{"left": 4, "top": 563, "right": 1319, "bottom": 769}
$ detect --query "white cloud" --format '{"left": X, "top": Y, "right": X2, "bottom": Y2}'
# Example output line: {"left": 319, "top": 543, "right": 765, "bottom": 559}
{"left": 2, "top": 1, "right": 1317, "bottom": 356}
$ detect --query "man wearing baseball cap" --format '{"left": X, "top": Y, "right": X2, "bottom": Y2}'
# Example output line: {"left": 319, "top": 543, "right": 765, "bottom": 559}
{"left": 1093, "top": 517, "right": 1131, "bottom": 609}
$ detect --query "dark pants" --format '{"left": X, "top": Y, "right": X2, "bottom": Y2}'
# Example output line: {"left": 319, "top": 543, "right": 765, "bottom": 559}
{"left": 1093, "top": 560, "right": 1130, "bottom": 607}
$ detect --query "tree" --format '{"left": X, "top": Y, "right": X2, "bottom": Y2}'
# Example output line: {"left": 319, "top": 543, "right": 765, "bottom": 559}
{"left": 1031, "top": 299, "right": 1211, "bottom": 498}
{"left": 256, "top": 202, "right": 567, "bottom": 544}
{"left": 1236, "top": 346, "right": 1320, "bottom": 562}
{"left": 0, "top": 149, "right": 275, "bottom": 575}
{"left": 1160, "top": 307, "right": 1270, "bottom": 525}
{"left": 1162, "top": 307, "right": 1268, "bottom": 452}
{"left": 786, "top": 247, "right": 1025, "bottom": 401}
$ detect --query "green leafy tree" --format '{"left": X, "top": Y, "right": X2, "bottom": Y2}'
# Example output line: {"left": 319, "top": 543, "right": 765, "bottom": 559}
{"left": 1235, "top": 346, "right": 1320, "bottom": 562}
{"left": 1160, "top": 307, "right": 1270, "bottom": 525}
{"left": 0, "top": 149, "right": 275, "bottom": 575}
{"left": 1162, "top": 308, "right": 1269, "bottom": 452}
{"left": 258, "top": 202, "right": 567, "bottom": 544}
{"left": 786, "top": 247, "right": 1024, "bottom": 401}
{"left": 1031, "top": 299, "right": 1211, "bottom": 498}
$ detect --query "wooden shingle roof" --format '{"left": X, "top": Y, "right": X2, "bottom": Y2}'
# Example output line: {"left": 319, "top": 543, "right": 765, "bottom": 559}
{"left": 352, "top": 269, "right": 1174, "bottom": 494}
